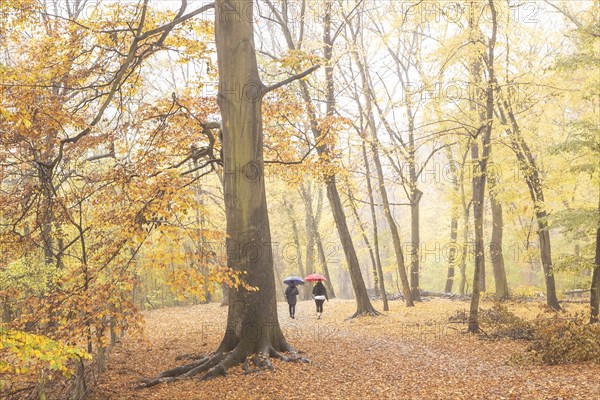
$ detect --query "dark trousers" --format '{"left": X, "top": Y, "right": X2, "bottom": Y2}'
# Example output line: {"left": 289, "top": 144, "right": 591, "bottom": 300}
{"left": 288, "top": 303, "right": 296, "bottom": 317}
{"left": 315, "top": 299, "right": 325, "bottom": 313}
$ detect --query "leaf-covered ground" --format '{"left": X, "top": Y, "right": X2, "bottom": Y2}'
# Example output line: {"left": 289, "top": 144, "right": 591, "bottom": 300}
{"left": 88, "top": 299, "right": 600, "bottom": 399}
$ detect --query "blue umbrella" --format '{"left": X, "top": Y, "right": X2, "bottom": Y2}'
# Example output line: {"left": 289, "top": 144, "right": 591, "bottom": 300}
{"left": 283, "top": 276, "right": 305, "bottom": 285}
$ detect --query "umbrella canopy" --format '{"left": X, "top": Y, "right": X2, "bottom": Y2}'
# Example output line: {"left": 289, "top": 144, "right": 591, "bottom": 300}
{"left": 305, "top": 273, "right": 327, "bottom": 282}
{"left": 283, "top": 276, "right": 305, "bottom": 285}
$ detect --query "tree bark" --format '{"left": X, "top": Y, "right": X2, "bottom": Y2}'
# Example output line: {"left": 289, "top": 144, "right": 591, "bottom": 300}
{"left": 371, "top": 143, "right": 414, "bottom": 307}
{"left": 409, "top": 184, "right": 422, "bottom": 301}
{"left": 283, "top": 200, "right": 310, "bottom": 300}
{"left": 299, "top": 185, "right": 335, "bottom": 297}
{"left": 216, "top": 0, "right": 287, "bottom": 356}
{"left": 590, "top": 191, "right": 600, "bottom": 323}
{"left": 489, "top": 176, "right": 509, "bottom": 300}
{"left": 326, "top": 177, "right": 379, "bottom": 316}
{"left": 266, "top": 0, "right": 377, "bottom": 317}
{"left": 496, "top": 89, "right": 560, "bottom": 310}
{"left": 362, "top": 143, "right": 389, "bottom": 310}
{"left": 446, "top": 215, "right": 458, "bottom": 293}
{"left": 345, "top": 16, "right": 411, "bottom": 307}
{"left": 346, "top": 184, "right": 379, "bottom": 295}
{"left": 140, "top": 1, "right": 310, "bottom": 385}
{"left": 459, "top": 160, "right": 471, "bottom": 296}
{"left": 468, "top": 0, "right": 497, "bottom": 333}
{"left": 300, "top": 183, "right": 315, "bottom": 285}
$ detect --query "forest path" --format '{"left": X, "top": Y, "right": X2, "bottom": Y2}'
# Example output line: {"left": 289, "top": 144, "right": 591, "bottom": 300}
{"left": 88, "top": 299, "right": 600, "bottom": 399}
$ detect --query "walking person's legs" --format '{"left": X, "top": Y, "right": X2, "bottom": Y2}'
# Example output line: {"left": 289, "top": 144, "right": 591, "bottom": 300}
{"left": 315, "top": 300, "right": 324, "bottom": 318}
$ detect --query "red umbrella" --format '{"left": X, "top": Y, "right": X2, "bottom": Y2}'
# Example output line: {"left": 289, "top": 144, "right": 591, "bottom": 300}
{"left": 305, "top": 273, "right": 327, "bottom": 282}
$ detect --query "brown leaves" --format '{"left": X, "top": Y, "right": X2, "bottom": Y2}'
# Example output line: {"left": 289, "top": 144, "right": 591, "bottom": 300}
{"left": 88, "top": 299, "right": 600, "bottom": 400}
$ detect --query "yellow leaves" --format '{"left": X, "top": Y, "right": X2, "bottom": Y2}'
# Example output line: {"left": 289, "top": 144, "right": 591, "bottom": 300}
{"left": 21, "top": 118, "right": 31, "bottom": 128}
{"left": 0, "top": 328, "right": 89, "bottom": 379}
{"left": 276, "top": 50, "right": 323, "bottom": 71}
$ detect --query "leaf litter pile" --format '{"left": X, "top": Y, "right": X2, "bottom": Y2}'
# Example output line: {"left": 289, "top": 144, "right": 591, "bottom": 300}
{"left": 88, "top": 299, "right": 600, "bottom": 399}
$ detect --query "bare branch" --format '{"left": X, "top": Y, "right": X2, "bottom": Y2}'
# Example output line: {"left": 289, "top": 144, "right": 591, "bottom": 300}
{"left": 262, "top": 64, "right": 320, "bottom": 95}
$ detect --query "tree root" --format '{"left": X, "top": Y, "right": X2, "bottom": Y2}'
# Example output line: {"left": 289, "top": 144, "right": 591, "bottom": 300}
{"left": 137, "top": 344, "right": 310, "bottom": 388}
{"left": 347, "top": 307, "right": 383, "bottom": 319}
{"left": 175, "top": 352, "right": 207, "bottom": 361}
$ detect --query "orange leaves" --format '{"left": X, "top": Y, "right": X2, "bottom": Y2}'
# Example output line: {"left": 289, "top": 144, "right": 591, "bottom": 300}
{"left": 88, "top": 300, "right": 600, "bottom": 400}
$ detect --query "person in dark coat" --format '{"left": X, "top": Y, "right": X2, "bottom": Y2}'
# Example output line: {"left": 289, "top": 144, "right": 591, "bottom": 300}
{"left": 312, "top": 280, "right": 328, "bottom": 319}
{"left": 285, "top": 283, "right": 299, "bottom": 319}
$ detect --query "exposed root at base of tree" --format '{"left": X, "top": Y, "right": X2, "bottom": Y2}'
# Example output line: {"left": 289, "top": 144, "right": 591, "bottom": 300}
{"left": 347, "top": 307, "right": 383, "bottom": 319}
{"left": 137, "top": 346, "right": 309, "bottom": 388}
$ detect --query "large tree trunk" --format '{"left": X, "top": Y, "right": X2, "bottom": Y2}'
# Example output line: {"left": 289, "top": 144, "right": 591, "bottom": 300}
{"left": 590, "top": 192, "right": 600, "bottom": 323}
{"left": 212, "top": 0, "right": 288, "bottom": 365}
{"left": 489, "top": 177, "right": 509, "bottom": 300}
{"left": 371, "top": 143, "right": 414, "bottom": 307}
{"left": 141, "top": 1, "right": 307, "bottom": 385}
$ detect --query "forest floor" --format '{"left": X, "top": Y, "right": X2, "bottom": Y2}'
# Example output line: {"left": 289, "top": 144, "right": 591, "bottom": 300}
{"left": 87, "top": 298, "right": 600, "bottom": 400}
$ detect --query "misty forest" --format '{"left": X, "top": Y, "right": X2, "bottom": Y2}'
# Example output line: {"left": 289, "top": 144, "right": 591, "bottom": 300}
{"left": 1, "top": 0, "right": 599, "bottom": 399}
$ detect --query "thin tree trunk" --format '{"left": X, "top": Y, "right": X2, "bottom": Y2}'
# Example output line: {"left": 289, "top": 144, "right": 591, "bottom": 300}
{"left": 283, "top": 200, "right": 310, "bottom": 300}
{"left": 468, "top": 0, "right": 497, "bottom": 333}
{"left": 314, "top": 225, "right": 335, "bottom": 297}
{"left": 362, "top": 143, "right": 389, "bottom": 310}
{"left": 346, "top": 185, "right": 379, "bottom": 295}
{"left": 496, "top": 90, "right": 560, "bottom": 310}
{"left": 345, "top": 14, "right": 411, "bottom": 307}
{"left": 446, "top": 215, "right": 458, "bottom": 293}
{"left": 371, "top": 143, "right": 414, "bottom": 307}
{"left": 300, "top": 184, "right": 315, "bottom": 279}
{"left": 291, "top": 0, "right": 378, "bottom": 316}
{"left": 269, "top": 0, "right": 376, "bottom": 315}
{"left": 489, "top": 176, "right": 509, "bottom": 300}
{"left": 407, "top": 102, "right": 422, "bottom": 301}
{"left": 273, "top": 256, "right": 285, "bottom": 303}
{"left": 590, "top": 190, "right": 600, "bottom": 323}
{"left": 409, "top": 185, "right": 422, "bottom": 301}
{"left": 459, "top": 215, "right": 469, "bottom": 296}
{"left": 299, "top": 185, "right": 335, "bottom": 297}
{"left": 312, "top": 186, "right": 335, "bottom": 297}
{"left": 326, "top": 177, "right": 378, "bottom": 315}
{"left": 459, "top": 154, "right": 471, "bottom": 296}
{"left": 469, "top": 140, "right": 487, "bottom": 333}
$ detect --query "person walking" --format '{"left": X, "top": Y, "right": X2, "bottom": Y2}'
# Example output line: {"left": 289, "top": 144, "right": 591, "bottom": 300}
{"left": 285, "top": 283, "right": 299, "bottom": 319}
{"left": 312, "top": 279, "right": 328, "bottom": 319}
